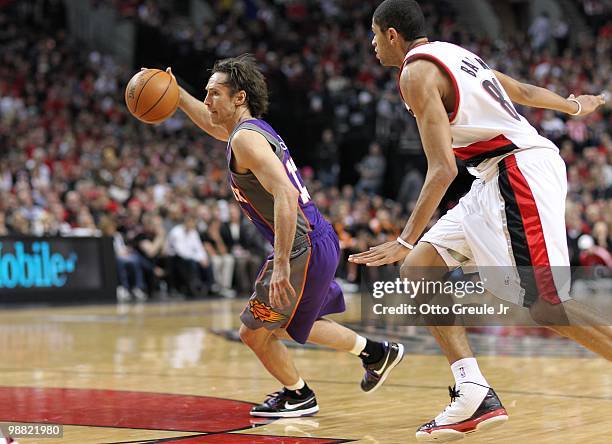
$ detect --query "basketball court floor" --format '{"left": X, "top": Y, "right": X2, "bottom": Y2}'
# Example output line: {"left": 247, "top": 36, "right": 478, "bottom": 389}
{"left": 0, "top": 296, "right": 610, "bottom": 443}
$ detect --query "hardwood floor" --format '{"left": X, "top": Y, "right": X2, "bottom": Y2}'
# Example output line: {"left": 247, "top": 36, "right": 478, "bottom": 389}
{"left": 0, "top": 299, "right": 609, "bottom": 443}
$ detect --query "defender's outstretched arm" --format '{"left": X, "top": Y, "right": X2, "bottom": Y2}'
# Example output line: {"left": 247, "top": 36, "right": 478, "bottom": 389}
{"left": 493, "top": 70, "right": 605, "bottom": 116}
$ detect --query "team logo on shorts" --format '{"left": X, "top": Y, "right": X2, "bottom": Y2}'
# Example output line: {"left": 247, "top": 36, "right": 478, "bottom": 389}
{"left": 249, "top": 299, "right": 286, "bottom": 323}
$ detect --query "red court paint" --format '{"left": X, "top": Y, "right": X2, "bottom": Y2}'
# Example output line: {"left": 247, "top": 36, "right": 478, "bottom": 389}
{"left": 161, "top": 434, "right": 347, "bottom": 443}
{"left": 0, "top": 387, "right": 349, "bottom": 443}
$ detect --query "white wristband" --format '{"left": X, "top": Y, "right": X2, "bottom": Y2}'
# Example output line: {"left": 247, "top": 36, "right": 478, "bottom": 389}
{"left": 568, "top": 98, "right": 582, "bottom": 116}
{"left": 396, "top": 237, "right": 414, "bottom": 250}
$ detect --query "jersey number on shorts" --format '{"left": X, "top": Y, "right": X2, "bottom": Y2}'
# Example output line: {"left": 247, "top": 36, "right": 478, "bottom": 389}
{"left": 285, "top": 157, "right": 311, "bottom": 204}
{"left": 482, "top": 78, "right": 521, "bottom": 121}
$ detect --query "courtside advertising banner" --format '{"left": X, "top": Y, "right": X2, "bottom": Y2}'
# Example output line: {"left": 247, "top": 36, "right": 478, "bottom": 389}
{"left": 0, "top": 237, "right": 117, "bottom": 303}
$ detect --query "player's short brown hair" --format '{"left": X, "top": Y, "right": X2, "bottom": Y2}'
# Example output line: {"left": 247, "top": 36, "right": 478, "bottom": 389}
{"left": 212, "top": 54, "right": 269, "bottom": 118}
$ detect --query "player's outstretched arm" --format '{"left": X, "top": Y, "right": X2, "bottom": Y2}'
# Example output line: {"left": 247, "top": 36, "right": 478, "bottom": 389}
{"left": 232, "top": 129, "right": 299, "bottom": 309}
{"left": 350, "top": 60, "right": 457, "bottom": 266}
{"left": 162, "top": 68, "right": 229, "bottom": 141}
{"left": 493, "top": 70, "right": 606, "bottom": 117}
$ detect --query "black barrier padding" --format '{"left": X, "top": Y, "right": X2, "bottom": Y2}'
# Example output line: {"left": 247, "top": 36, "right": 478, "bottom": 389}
{"left": 0, "top": 236, "right": 117, "bottom": 304}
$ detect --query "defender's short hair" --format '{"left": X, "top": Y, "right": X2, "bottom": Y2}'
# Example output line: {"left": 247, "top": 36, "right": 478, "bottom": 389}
{"left": 373, "top": 0, "right": 426, "bottom": 41}
{"left": 212, "top": 54, "right": 269, "bottom": 118}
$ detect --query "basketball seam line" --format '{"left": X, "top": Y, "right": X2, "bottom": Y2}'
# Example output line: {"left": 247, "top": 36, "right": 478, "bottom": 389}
{"left": 139, "top": 75, "right": 173, "bottom": 120}
{"left": 134, "top": 70, "right": 162, "bottom": 114}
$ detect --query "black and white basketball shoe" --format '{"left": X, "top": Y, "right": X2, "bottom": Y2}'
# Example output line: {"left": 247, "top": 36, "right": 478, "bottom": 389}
{"left": 361, "top": 341, "right": 405, "bottom": 393}
{"left": 250, "top": 388, "right": 319, "bottom": 418}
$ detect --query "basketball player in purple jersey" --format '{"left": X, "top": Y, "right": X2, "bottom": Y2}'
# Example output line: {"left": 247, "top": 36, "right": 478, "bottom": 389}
{"left": 172, "top": 55, "right": 404, "bottom": 417}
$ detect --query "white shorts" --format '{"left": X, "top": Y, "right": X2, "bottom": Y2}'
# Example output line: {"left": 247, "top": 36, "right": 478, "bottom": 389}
{"left": 420, "top": 148, "right": 570, "bottom": 307}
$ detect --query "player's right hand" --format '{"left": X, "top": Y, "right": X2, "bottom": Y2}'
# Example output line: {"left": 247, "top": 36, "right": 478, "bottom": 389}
{"left": 269, "top": 262, "right": 295, "bottom": 310}
{"left": 140, "top": 66, "right": 173, "bottom": 74}
{"left": 139, "top": 66, "right": 178, "bottom": 87}
{"left": 567, "top": 93, "right": 606, "bottom": 116}
{"left": 163, "top": 67, "right": 187, "bottom": 106}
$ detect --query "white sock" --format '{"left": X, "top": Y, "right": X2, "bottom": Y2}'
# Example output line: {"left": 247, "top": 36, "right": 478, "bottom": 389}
{"left": 349, "top": 335, "right": 367, "bottom": 356}
{"left": 451, "top": 358, "right": 489, "bottom": 387}
{"left": 285, "top": 377, "right": 305, "bottom": 391}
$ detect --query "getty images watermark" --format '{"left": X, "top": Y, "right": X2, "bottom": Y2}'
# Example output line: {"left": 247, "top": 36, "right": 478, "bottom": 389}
{"left": 370, "top": 277, "right": 510, "bottom": 316}
{"left": 360, "top": 266, "right": 612, "bottom": 326}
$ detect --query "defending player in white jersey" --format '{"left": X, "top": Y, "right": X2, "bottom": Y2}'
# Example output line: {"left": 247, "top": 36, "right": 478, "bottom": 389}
{"left": 350, "top": 0, "right": 609, "bottom": 441}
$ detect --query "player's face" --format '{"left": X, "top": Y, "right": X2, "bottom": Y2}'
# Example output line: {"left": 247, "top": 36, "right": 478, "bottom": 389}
{"left": 371, "top": 22, "right": 391, "bottom": 66}
{"left": 204, "top": 72, "right": 236, "bottom": 124}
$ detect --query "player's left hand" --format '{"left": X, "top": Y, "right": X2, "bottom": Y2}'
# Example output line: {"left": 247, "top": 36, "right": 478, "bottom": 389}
{"left": 567, "top": 93, "right": 606, "bottom": 116}
{"left": 349, "top": 240, "right": 410, "bottom": 266}
{"left": 269, "top": 262, "right": 295, "bottom": 310}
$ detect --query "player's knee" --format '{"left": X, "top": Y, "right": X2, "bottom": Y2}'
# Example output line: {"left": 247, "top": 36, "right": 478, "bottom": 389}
{"left": 528, "top": 299, "right": 569, "bottom": 326}
{"left": 239, "top": 325, "right": 265, "bottom": 350}
{"left": 238, "top": 324, "right": 250, "bottom": 344}
{"left": 400, "top": 251, "right": 446, "bottom": 282}
{"left": 399, "top": 261, "right": 441, "bottom": 304}
{"left": 399, "top": 261, "right": 414, "bottom": 280}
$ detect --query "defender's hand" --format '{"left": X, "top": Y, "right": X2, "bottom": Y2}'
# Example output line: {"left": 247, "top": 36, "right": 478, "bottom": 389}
{"left": 348, "top": 240, "right": 411, "bottom": 266}
{"left": 269, "top": 261, "right": 295, "bottom": 310}
{"left": 567, "top": 93, "right": 606, "bottom": 117}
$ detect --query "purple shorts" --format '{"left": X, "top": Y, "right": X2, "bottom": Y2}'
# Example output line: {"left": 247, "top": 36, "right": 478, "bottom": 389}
{"left": 240, "top": 223, "right": 346, "bottom": 344}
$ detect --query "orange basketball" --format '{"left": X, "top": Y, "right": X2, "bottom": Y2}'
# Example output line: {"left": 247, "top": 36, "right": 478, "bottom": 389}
{"left": 125, "top": 69, "right": 179, "bottom": 124}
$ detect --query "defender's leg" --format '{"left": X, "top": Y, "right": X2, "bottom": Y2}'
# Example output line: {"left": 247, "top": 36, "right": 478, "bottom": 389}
{"left": 403, "top": 243, "right": 507, "bottom": 442}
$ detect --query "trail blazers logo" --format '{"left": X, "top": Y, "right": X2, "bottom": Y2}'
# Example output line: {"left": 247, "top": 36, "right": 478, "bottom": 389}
{"left": 249, "top": 299, "right": 286, "bottom": 323}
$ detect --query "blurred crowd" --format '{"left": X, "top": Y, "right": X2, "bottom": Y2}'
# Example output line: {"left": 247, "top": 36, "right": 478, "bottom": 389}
{"left": 0, "top": 0, "right": 610, "bottom": 301}
{"left": 91, "top": 0, "right": 165, "bottom": 26}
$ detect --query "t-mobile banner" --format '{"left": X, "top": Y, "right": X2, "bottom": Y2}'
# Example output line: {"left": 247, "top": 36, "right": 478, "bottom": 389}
{"left": 361, "top": 266, "right": 612, "bottom": 326}
{"left": 0, "top": 237, "right": 117, "bottom": 303}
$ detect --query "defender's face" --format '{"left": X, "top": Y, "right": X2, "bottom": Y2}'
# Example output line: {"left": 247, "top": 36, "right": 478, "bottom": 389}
{"left": 204, "top": 72, "right": 235, "bottom": 125}
{"left": 371, "top": 22, "right": 392, "bottom": 66}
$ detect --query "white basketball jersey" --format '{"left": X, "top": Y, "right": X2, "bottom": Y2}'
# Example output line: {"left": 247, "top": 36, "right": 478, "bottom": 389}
{"left": 400, "top": 42, "right": 558, "bottom": 175}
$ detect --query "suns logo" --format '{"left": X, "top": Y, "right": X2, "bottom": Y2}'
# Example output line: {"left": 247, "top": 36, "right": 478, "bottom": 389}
{"left": 249, "top": 299, "right": 286, "bottom": 323}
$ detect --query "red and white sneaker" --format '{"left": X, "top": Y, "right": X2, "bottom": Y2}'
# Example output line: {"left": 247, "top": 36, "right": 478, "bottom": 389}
{"left": 416, "top": 382, "right": 508, "bottom": 442}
